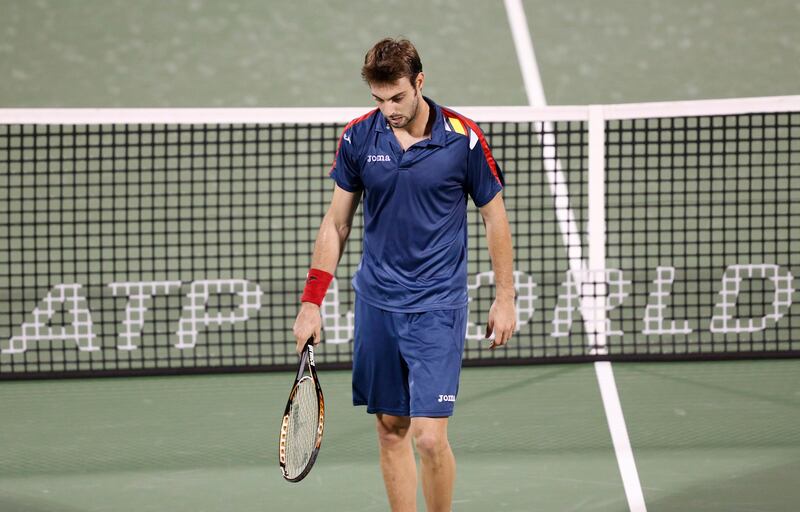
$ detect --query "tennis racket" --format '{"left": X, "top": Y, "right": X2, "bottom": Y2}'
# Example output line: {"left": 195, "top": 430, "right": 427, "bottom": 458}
{"left": 279, "top": 337, "right": 325, "bottom": 482}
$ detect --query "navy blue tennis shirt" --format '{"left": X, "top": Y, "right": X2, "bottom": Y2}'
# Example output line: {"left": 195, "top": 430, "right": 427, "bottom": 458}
{"left": 330, "top": 97, "right": 504, "bottom": 312}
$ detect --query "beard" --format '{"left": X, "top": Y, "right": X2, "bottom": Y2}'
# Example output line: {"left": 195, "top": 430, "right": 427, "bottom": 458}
{"left": 388, "top": 91, "right": 420, "bottom": 129}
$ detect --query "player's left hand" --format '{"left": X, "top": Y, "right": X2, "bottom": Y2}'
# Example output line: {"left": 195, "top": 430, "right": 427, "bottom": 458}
{"left": 485, "top": 297, "right": 516, "bottom": 349}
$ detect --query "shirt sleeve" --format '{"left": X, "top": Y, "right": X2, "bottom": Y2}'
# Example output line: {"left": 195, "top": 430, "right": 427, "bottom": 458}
{"left": 465, "top": 126, "right": 504, "bottom": 207}
{"left": 329, "top": 127, "right": 362, "bottom": 192}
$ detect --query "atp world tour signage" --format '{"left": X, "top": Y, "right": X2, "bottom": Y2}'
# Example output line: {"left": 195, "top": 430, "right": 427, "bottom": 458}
{"left": 1, "top": 263, "right": 794, "bottom": 354}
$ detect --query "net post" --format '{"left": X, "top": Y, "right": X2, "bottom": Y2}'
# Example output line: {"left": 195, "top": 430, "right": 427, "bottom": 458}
{"left": 588, "top": 105, "right": 607, "bottom": 354}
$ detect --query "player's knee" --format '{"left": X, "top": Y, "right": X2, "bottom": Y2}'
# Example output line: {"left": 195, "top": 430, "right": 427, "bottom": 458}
{"left": 413, "top": 430, "right": 449, "bottom": 460}
{"left": 376, "top": 414, "right": 411, "bottom": 447}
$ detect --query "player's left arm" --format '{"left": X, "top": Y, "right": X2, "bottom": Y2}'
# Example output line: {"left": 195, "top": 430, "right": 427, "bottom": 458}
{"left": 479, "top": 193, "right": 516, "bottom": 349}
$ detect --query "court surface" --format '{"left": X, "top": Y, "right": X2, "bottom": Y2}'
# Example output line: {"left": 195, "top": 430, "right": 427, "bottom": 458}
{"left": 1, "top": 1, "right": 799, "bottom": 511}
{"left": 1, "top": 361, "right": 798, "bottom": 512}
{"left": 1, "top": 1, "right": 799, "bottom": 107}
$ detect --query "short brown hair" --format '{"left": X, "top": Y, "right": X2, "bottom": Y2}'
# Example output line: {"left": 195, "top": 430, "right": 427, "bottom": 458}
{"left": 361, "top": 38, "right": 423, "bottom": 85}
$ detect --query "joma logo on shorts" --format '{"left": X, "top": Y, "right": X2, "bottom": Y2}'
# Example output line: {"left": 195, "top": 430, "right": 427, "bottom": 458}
{"left": 437, "top": 394, "right": 456, "bottom": 403}
{"left": 366, "top": 154, "right": 391, "bottom": 163}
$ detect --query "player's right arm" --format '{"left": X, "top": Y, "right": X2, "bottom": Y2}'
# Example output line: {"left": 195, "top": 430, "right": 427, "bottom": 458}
{"left": 292, "top": 185, "right": 361, "bottom": 353}
{"left": 293, "top": 114, "right": 370, "bottom": 353}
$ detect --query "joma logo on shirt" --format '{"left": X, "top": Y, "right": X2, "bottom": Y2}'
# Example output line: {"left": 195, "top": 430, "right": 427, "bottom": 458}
{"left": 437, "top": 394, "right": 456, "bottom": 403}
{"left": 366, "top": 154, "right": 391, "bottom": 163}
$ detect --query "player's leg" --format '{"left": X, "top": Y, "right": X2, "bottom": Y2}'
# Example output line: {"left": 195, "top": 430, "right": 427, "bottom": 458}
{"left": 411, "top": 416, "right": 455, "bottom": 512}
{"left": 376, "top": 413, "right": 416, "bottom": 512}
{"left": 352, "top": 299, "right": 416, "bottom": 510}
{"left": 401, "top": 307, "right": 468, "bottom": 512}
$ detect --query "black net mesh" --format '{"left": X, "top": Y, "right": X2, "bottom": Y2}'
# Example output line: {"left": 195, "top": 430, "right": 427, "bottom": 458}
{"left": 0, "top": 112, "right": 797, "bottom": 378}
{"left": 606, "top": 113, "right": 800, "bottom": 356}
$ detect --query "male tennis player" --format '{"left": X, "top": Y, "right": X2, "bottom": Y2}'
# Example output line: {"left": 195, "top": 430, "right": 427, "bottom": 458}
{"left": 293, "top": 38, "right": 515, "bottom": 512}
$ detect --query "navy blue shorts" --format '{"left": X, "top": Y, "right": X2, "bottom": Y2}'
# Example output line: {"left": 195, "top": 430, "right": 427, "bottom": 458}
{"left": 352, "top": 298, "right": 468, "bottom": 417}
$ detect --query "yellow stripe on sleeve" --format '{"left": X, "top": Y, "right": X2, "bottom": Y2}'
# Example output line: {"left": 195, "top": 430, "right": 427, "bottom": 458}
{"left": 449, "top": 117, "right": 466, "bottom": 136}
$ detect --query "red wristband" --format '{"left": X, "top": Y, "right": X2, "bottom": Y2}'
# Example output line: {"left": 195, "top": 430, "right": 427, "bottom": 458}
{"left": 301, "top": 269, "right": 334, "bottom": 306}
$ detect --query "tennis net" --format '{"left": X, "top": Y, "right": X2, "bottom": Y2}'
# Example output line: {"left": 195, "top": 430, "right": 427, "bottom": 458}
{"left": 1, "top": 96, "right": 799, "bottom": 378}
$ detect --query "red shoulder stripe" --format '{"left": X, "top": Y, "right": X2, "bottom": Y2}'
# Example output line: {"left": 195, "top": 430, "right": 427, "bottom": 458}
{"left": 441, "top": 107, "right": 501, "bottom": 186}
{"left": 329, "top": 109, "right": 379, "bottom": 174}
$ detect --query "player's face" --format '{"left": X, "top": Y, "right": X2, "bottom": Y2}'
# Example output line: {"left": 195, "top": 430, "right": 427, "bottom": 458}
{"left": 369, "top": 74, "right": 424, "bottom": 129}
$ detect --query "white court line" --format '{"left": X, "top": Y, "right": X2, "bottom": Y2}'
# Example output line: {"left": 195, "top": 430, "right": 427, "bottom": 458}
{"left": 502, "top": 0, "right": 586, "bottom": 290}
{"left": 595, "top": 361, "right": 648, "bottom": 509}
{"left": 503, "top": 0, "right": 547, "bottom": 107}
{"left": 503, "top": 1, "right": 648, "bottom": 511}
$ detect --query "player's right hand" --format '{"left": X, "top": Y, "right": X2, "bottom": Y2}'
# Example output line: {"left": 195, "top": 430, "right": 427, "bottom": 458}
{"left": 293, "top": 302, "right": 322, "bottom": 354}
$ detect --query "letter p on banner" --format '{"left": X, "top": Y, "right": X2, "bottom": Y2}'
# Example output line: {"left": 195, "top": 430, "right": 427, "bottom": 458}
{"left": 174, "top": 279, "right": 263, "bottom": 349}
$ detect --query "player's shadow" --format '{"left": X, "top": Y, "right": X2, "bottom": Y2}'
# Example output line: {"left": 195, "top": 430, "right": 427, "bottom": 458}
{"left": 457, "top": 364, "right": 579, "bottom": 407}
{"left": 328, "top": 364, "right": 578, "bottom": 443}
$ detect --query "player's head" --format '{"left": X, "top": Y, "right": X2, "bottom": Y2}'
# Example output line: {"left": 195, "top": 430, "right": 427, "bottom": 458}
{"left": 362, "top": 38, "right": 425, "bottom": 129}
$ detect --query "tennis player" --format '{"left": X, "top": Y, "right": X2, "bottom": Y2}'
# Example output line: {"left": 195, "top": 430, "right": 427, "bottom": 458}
{"left": 293, "top": 38, "right": 515, "bottom": 512}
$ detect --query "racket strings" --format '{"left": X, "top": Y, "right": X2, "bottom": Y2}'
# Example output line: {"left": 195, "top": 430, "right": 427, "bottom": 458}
{"left": 284, "top": 378, "right": 319, "bottom": 479}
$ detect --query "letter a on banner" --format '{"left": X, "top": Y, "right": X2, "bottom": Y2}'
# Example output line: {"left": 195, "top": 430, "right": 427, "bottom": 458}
{"left": 4, "top": 284, "right": 98, "bottom": 354}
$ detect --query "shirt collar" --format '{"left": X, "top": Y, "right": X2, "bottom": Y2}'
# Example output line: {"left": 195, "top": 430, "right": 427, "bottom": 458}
{"left": 375, "top": 96, "right": 446, "bottom": 147}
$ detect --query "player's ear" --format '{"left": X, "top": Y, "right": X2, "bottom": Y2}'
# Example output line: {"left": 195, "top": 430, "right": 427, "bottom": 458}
{"left": 415, "top": 72, "right": 425, "bottom": 92}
